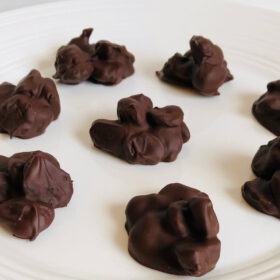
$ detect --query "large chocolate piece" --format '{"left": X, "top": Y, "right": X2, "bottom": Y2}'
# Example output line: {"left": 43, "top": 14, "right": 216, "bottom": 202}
{"left": 242, "top": 170, "right": 280, "bottom": 218}
{"left": 0, "top": 199, "right": 54, "bottom": 240}
{"left": 53, "top": 28, "right": 135, "bottom": 85}
{"left": 0, "top": 151, "right": 73, "bottom": 240}
{"left": 157, "top": 36, "right": 233, "bottom": 96}
{"left": 125, "top": 183, "right": 220, "bottom": 276}
{"left": 0, "top": 70, "right": 60, "bottom": 139}
{"left": 252, "top": 80, "right": 280, "bottom": 135}
{"left": 90, "top": 94, "right": 190, "bottom": 165}
{"left": 252, "top": 137, "right": 280, "bottom": 179}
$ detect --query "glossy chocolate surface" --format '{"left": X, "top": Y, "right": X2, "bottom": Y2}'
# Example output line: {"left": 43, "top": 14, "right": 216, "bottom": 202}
{"left": 8, "top": 151, "right": 73, "bottom": 208}
{"left": 242, "top": 171, "right": 280, "bottom": 218}
{"left": 243, "top": 137, "right": 280, "bottom": 218}
{"left": 0, "top": 199, "right": 54, "bottom": 240}
{"left": 0, "top": 70, "right": 60, "bottom": 139}
{"left": 0, "top": 151, "right": 73, "bottom": 240}
{"left": 53, "top": 28, "right": 135, "bottom": 85}
{"left": 157, "top": 36, "right": 233, "bottom": 96}
{"left": 125, "top": 183, "right": 220, "bottom": 276}
{"left": 252, "top": 137, "right": 280, "bottom": 179}
{"left": 90, "top": 94, "right": 190, "bottom": 165}
{"left": 252, "top": 80, "right": 280, "bottom": 135}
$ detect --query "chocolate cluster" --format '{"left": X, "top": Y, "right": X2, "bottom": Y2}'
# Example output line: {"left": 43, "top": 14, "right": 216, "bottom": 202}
{"left": 90, "top": 94, "right": 190, "bottom": 165}
{"left": 252, "top": 80, "right": 280, "bottom": 135}
{"left": 53, "top": 28, "right": 135, "bottom": 85}
{"left": 157, "top": 36, "right": 233, "bottom": 96}
{"left": 125, "top": 183, "right": 220, "bottom": 276}
{"left": 0, "top": 70, "right": 60, "bottom": 139}
{"left": 242, "top": 137, "right": 280, "bottom": 218}
{"left": 0, "top": 151, "right": 73, "bottom": 240}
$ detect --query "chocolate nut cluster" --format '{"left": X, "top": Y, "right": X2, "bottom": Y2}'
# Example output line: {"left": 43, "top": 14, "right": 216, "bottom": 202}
{"left": 157, "top": 36, "right": 233, "bottom": 96}
{"left": 242, "top": 137, "right": 280, "bottom": 218}
{"left": 0, "top": 70, "right": 60, "bottom": 139}
{"left": 53, "top": 28, "right": 135, "bottom": 85}
{"left": 0, "top": 151, "right": 73, "bottom": 240}
{"left": 90, "top": 94, "right": 190, "bottom": 165}
{"left": 125, "top": 183, "right": 220, "bottom": 276}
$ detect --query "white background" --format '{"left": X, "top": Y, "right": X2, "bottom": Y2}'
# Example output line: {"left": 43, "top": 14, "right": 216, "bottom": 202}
{"left": 0, "top": 0, "right": 279, "bottom": 13}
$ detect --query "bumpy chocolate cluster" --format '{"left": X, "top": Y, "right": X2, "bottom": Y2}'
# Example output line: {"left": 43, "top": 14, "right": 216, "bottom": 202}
{"left": 90, "top": 94, "right": 190, "bottom": 165}
{"left": 252, "top": 80, "right": 280, "bottom": 135}
{"left": 125, "top": 183, "right": 220, "bottom": 276}
{"left": 157, "top": 36, "right": 233, "bottom": 96}
{"left": 0, "top": 70, "right": 60, "bottom": 139}
{"left": 0, "top": 151, "right": 73, "bottom": 240}
{"left": 53, "top": 28, "right": 135, "bottom": 85}
{"left": 242, "top": 137, "right": 280, "bottom": 218}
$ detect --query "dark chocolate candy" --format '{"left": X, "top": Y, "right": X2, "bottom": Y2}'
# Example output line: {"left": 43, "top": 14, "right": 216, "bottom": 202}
{"left": 0, "top": 172, "right": 12, "bottom": 202}
{"left": 0, "top": 199, "right": 54, "bottom": 240}
{"left": 242, "top": 137, "right": 280, "bottom": 218}
{"left": 0, "top": 156, "right": 8, "bottom": 172}
{"left": 53, "top": 28, "right": 135, "bottom": 85}
{"left": 252, "top": 137, "right": 280, "bottom": 179}
{"left": 0, "top": 151, "right": 73, "bottom": 240}
{"left": 125, "top": 183, "right": 220, "bottom": 276}
{"left": 0, "top": 70, "right": 60, "bottom": 139}
{"left": 53, "top": 44, "right": 94, "bottom": 84}
{"left": 242, "top": 170, "right": 280, "bottom": 218}
{"left": 90, "top": 94, "right": 190, "bottom": 165}
{"left": 252, "top": 80, "right": 280, "bottom": 135}
{"left": 156, "top": 36, "right": 233, "bottom": 96}
{"left": 8, "top": 151, "right": 73, "bottom": 208}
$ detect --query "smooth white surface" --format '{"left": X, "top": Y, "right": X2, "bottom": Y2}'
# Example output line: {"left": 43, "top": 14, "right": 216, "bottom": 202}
{"left": 0, "top": 0, "right": 280, "bottom": 12}
{"left": 227, "top": 0, "right": 280, "bottom": 10}
{"left": 0, "top": 0, "right": 280, "bottom": 279}
{"left": 0, "top": 0, "right": 61, "bottom": 12}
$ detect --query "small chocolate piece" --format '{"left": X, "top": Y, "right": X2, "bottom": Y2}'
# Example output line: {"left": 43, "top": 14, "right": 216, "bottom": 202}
{"left": 53, "top": 44, "right": 94, "bottom": 84}
{"left": 242, "top": 170, "right": 280, "bottom": 218}
{"left": 157, "top": 36, "right": 233, "bottom": 96}
{"left": 243, "top": 137, "right": 280, "bottom": 219}
{"left": 8, "top": 151, "right": 73, "bottom": 208}
{"left": 53, "top": 28, "right": 135, "bottom": 85}
{"left": 0, "top": 151, "right": 73, "bottom": 240}
{"left": 252, "top": 80, "right": 280, "bottom": 135}
{"left": 0, "top": 199, "right": 54, "bottom": 240}
{"left": 252, "top": 137, "right": 280, "bottom": 179}
{"left": 0, "top": 70, "right": 60, "bottom": 139}
{"left": 90, "top": 94, "right": 190, "bottom": 165}
{"left": 68, "top": 28, "right": 95, "bottom": 55}
{"left": 125, "top": 183, "right": 220, "bottom": 276}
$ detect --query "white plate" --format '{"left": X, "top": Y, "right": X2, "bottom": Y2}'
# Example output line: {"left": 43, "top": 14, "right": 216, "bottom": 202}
{"left": 0, "top": 0, "right": 280, "bottom": 279}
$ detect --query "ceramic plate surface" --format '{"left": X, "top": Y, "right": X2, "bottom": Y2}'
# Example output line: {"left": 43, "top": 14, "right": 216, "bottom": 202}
{"left": 0, "top": 0, "right": 280, "bottom": 279}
